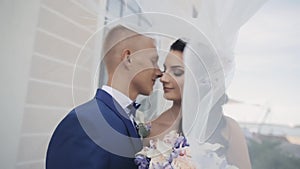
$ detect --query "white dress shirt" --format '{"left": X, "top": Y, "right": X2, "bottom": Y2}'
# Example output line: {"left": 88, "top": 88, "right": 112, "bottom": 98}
{"left": 101, "top": 85, "right": 135, "bottom": 125}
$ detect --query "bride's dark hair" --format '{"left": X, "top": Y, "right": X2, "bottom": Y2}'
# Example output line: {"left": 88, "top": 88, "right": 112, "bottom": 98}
{"left": 170, "top": 39, "right": 187, "bottom": 52}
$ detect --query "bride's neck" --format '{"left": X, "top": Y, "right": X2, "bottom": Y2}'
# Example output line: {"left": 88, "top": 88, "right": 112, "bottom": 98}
{"left": 170, "top": 100, "right": 181, "bottom": 117}
{"left": 172, "top": 100, "right": 181, "bottom": 110}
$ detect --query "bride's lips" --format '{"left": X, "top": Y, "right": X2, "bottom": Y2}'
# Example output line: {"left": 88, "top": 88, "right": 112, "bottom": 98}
{"left": 163, "top": 87, "right": 173, "bottom": 92}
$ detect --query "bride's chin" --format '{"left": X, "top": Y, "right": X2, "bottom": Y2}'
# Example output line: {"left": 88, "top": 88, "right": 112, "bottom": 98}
{"left": 163, "top": 93, "right": 172, "bottom": 100}
{"left": 163, "top": 94, "right": 177, "bottom": 101}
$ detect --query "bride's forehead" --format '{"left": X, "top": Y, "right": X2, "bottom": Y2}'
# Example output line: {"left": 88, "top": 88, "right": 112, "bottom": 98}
{"left": 165, "top": 51, "right": 184, "bottom": 64}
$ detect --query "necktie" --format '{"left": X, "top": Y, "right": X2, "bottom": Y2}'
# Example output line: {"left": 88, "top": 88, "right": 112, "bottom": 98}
{"left": 127, "top": 101, "right": 141, "bottom": 133}
{"left": 128, "top": 101, "right": 141, "bottom": 118}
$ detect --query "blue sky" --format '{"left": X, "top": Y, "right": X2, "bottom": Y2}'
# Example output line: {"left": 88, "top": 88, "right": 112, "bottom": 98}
{"left": 225, "top": 0, "right": 300, "bottom": 126}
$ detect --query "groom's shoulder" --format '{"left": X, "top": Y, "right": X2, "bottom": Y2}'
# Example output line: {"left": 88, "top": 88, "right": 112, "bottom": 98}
{"left": 49, "top": 98, "right": 106, "bottom": 139}
{"left": 53, "top": 96, "right": 125, "bottom": 136}
{"left": 67, "top": 98, "right": 123, "bottom": 127}
{"left": 52, "top": 98, "right": 100, "bottom": 130}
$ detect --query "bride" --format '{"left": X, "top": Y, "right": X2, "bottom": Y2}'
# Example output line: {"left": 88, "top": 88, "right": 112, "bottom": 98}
{"left": 142, "top": 39, "right": 251, "bottom": 169}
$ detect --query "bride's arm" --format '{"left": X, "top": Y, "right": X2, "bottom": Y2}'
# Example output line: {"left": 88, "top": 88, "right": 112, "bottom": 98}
{"left": 225, "top": 116, "right": 252, "bottom": 169}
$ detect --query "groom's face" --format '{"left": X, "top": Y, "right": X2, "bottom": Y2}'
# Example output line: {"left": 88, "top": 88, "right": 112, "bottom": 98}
{"left": 130, "top": 37, "right": 161, "bottom": 96}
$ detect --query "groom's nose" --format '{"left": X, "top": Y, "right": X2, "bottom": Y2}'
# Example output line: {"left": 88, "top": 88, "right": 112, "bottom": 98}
{"left": 155, "top": 68, "right": 162, "bottom": 78}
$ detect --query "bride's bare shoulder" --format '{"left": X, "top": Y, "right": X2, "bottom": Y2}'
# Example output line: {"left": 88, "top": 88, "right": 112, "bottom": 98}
{"left": 223, "top": 116, "right": 245, "bottom": 142}
{"left": 151, "top": 109, "right": 171, "bottom": 123}
{"left": 225, "top": 117, "right": 242, "bottom": 132}
{"left": 224, "top": 116, "right": 252, "bottom": 169}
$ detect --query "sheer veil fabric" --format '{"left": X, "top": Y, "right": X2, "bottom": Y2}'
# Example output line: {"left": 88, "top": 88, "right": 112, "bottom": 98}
{"left": 180, "top": 0, "right": 268, "bottom": 143}
{"left": 77, "top": 0, "right": 267, "bottom": 156}
{"left": 133, "top": 0, "right": 268, "bottom": 142}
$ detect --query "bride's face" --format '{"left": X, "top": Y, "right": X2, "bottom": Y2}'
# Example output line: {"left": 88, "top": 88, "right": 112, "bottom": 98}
{"left": 160, "top": 50, "right": 184, "bottom": 102}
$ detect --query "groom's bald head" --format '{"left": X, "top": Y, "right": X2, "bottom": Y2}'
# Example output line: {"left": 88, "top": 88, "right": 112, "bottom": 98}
{"left": 103, "top": 25, "right": 152, "bottom": 73}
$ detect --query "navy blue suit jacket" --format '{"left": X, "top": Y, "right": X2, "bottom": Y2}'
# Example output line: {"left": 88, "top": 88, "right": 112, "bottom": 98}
{"left": 46, "top": 89, "right": 142, "bottom": 169}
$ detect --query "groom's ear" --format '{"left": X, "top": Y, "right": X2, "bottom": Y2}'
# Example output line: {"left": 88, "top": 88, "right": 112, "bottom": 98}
{"left": 121, "top": 49, "right": 131, "bottom": 69}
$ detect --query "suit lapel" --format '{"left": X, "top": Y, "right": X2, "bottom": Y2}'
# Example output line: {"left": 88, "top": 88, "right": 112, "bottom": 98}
{"left": 95, "top": 89, "right": 142, "bottom": 151}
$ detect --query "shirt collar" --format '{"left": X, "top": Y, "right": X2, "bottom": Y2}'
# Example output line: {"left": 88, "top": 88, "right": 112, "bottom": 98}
{"left": 101, "top": 85, "right": 132, "bottom": 110}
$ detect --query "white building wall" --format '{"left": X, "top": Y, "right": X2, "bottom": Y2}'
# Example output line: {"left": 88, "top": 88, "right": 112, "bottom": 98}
{"left": 1, "top": 0, "right": 106, "bottom": 169}
{"left": 0, "top": 1, "right": 41, "bottom": 169}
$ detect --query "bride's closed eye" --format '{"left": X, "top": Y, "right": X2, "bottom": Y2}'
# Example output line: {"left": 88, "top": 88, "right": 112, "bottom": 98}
{"left": 162, "top": 64, "right": 184, "bottom": 76}
{"left": 170, "top": 65, "right": 184, "bottom": 77}
{"left": 172, "top": 69, "right": 184, "bottom": 77}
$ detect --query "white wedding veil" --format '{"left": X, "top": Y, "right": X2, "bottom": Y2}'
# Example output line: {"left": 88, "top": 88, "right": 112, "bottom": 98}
{"left": 133, "top": 0, "right": 268, "bottom": 143}
{"left": 182, "top": 37, "right": 225, "bottom": 142}
{"left": 70, "top": 0, "right": 268, "bottom": 144}
{"left": 69, "top": 0, "right": 268, "bottom": 143}
{"left": 180, "top": 0, "right": 268, "bottom": 142}
{"left": 89, "top": 0, "right": 268, "bottom": 142}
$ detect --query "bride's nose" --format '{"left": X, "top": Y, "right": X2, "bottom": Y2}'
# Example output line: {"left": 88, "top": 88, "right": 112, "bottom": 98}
{"left": 160, "top": 72, "right": 170, "bottom": 83}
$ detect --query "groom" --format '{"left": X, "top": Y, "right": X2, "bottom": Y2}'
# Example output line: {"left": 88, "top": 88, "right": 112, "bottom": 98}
{"left": 46, "top": 25, "right": 162, "bottom": 169}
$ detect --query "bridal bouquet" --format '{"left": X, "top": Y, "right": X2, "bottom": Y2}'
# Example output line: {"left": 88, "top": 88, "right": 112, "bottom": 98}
{"left": 134, "top": 130, "right": 238, "bottom": 169}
